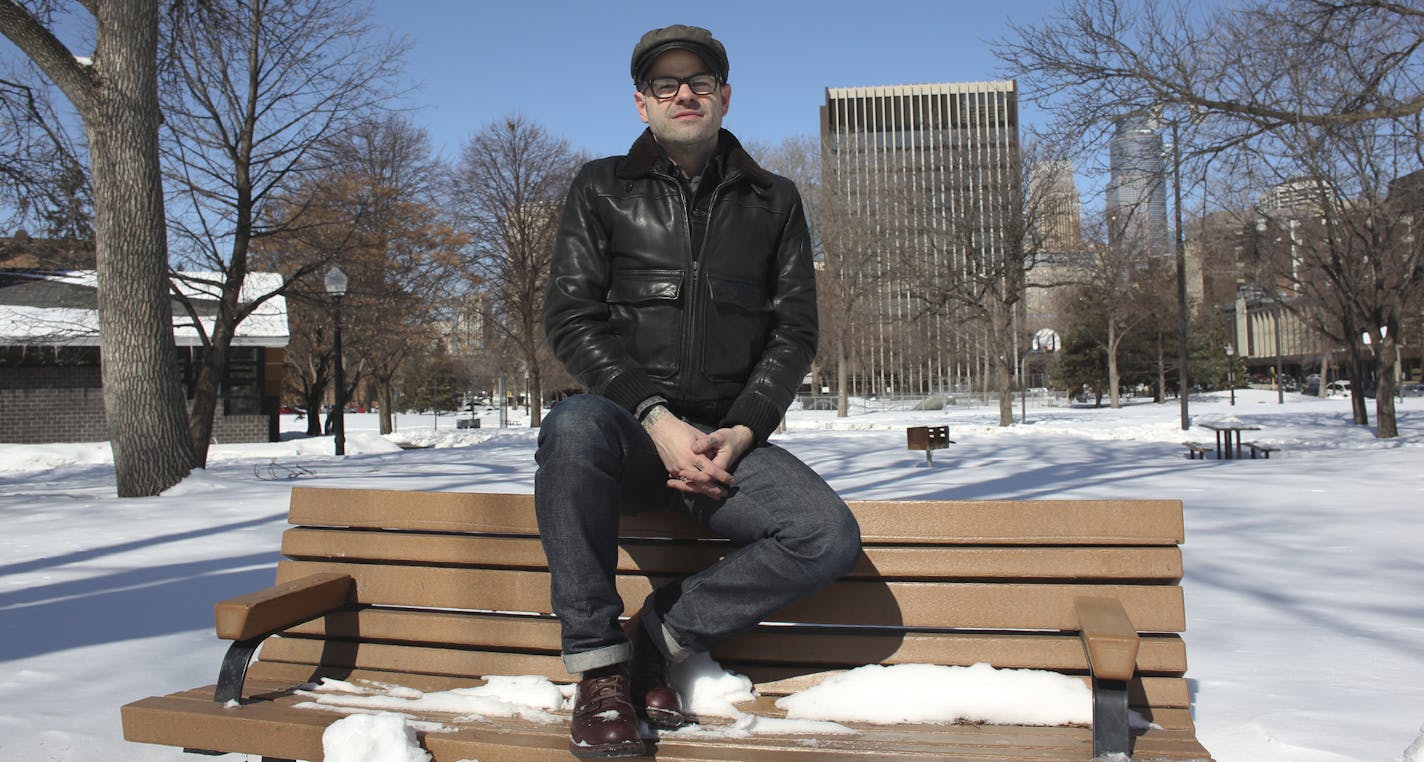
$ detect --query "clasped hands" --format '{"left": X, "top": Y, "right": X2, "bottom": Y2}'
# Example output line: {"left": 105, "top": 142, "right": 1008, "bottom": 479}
{"left": 646, "top": 414, "right": 754, "bottom": 499}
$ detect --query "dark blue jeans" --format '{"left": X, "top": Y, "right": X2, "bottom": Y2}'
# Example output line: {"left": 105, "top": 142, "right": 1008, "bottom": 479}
{"left": 534, "top": 394, "right": 861, "bottom": 674}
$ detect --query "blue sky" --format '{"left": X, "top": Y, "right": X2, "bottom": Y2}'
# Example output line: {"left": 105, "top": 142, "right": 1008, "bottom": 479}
{"left": 369, "top": 0, "right": 1068, "bottom": 160}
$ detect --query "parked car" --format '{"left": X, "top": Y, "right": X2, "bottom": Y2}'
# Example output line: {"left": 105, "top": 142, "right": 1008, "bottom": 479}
{"left": 1325, "top": 380, "right": 1350, "bottom": 397}
{"left": 1399, "top": 382, "right": 1424, "bottom": 398}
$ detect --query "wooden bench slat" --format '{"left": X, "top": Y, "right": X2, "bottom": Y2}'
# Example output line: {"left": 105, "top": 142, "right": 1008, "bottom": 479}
{"left": 279, "top": 607, "right": 1190, "bottom": 675}
{"left": 281, "top": 527, "right": 1184, "bottom": 581}
{"left": 126, "top": 681, "right": 1211, "bottom": 761}
{"left": 274, "top": 560, "right": 1187, "bottom": 632}
{"left": 259, "top": 634, "right": 572, "bottom": 681}
{"left": 255, "top": 635, "right": 1194, "bottom": 707}
{"left": 849, "top": 500, "right": 1185, "bottom": 546}
{"left": 241, "top": 662, "right": 1197, "bottom": 719}
{"left": 287, "top": 488, "right": 1186, "bottom": 546}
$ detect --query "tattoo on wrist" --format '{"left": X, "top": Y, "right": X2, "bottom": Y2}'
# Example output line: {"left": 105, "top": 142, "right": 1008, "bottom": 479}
{"left": 640, "top": 404, "right": 670, "bottom": 431}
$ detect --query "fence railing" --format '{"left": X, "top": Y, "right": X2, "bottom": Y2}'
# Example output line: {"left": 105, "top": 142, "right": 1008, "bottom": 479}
{"left": 796, "top": 389, "right": 1070, "bottom": 414}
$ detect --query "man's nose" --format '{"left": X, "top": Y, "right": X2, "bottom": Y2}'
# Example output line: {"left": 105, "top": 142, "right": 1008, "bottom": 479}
{"left": 673, "top": 83, "right": 699, "bottom": 103}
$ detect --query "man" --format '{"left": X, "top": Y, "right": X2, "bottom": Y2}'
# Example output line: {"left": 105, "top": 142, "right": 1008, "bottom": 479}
{"left": 537, "top": 24, "right": 862, "bottom": 758}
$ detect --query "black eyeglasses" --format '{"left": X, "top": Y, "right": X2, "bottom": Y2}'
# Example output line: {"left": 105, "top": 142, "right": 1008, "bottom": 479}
{"left": 642, "top": 73, "right": 722, "bottom": 100}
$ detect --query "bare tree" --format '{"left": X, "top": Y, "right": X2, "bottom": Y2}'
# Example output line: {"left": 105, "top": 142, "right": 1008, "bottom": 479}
{"left": 2, "top": 0, "right": 195, "bottom": 496}
{"left": 159, "top": 0, "right": 406, "bottom": 463}
{"left": 1238, "top": 115, "right": 1424, "bottom": 435}
{"left": 0, "top": 68, "right": 90, "bottom": 237}
{"left": 899, "top": 140, "right": 1083, "bottom": 425}
{"left": 259, "top": 115, "right": 464, "bottom": 436}
{"left": 997, "top": 0, "right": 1424, "bottom": 437}
{"left": 450, "top": 115, "right": 582, "bottom": 427}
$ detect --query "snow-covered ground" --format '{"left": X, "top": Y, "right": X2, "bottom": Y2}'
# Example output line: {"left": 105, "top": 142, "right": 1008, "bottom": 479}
{"left": 1, "top": 389, "right": 1422, "bottom": 761}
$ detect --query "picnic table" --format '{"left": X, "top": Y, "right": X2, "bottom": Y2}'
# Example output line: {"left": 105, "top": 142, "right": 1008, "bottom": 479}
{"left": 1198, "top": 422, "right": 1261, "bottom": 460}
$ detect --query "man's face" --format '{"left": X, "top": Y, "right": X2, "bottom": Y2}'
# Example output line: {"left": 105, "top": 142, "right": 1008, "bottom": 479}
{"left": 634, "top": 49, "right": 731, "bottom": 153}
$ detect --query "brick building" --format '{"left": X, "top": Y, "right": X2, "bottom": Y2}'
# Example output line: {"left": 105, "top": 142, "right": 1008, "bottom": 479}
{"left": 0, "top": 266, "right": 288, "bottom": 444}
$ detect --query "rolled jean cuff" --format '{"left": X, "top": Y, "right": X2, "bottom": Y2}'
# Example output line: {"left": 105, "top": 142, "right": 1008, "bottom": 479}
{"left": 642, "top": 606, "right": 694, "bottom": 664}
{"left": 562, "top": 641, "right": 632, "bottom": 675}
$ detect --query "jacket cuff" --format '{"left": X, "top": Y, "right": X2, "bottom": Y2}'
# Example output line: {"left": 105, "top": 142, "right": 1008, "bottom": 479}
{"left": 602, "top": 369, "right": 664, "bottom": 414}
{"left": 720, "top": 393, "right": 784, "bottom": 444}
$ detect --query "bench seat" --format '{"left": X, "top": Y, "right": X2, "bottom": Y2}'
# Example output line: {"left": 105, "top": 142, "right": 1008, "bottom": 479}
{"left": 1243, "top": 441, "right": 1279, "bottom": 459}
{"left": 1182, "top": 442, "right": 1210, "bottom": 459}
{"left": 121, "top": 488, "right": 1213, "bottom": 761}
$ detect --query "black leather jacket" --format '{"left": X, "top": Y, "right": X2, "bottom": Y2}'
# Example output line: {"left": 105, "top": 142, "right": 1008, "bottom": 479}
{"left": 543, "top": 129, "right": 817, "bottom": 443}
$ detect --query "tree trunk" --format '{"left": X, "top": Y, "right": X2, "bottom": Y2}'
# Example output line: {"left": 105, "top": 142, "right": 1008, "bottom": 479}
{"left": 185, "top": 241, "right": 249, "bottom": 464}
{"left": 1373, "top": 332, "right": 1398, "bottom": 438}
{"left": 530, "top": 364, "right": 543, "bottom": 428}
{"left": 997, "top": 354, "right": 1014, "bottom": 426}
{"left": 1156, "top": 332, "right": 1167, "bottom": 404}
{"left": 304, "top": 379, "right": 324, "bottom": 436}
{"left": 86, "top": 2, "right": 196, "bottom": 495}
{"left": 836, "top": 331, "right": 850, "bottom": 417}
{"left": 995, "top": 303, "right": 1014, "bottom": 427}
{"left": 1318, "top": 347, "right": 1330, "bottom": 399}
{"left": 1107, "top": 320, "right": 1121, "bottom": 409}
{"left": 379, "top": 386, "right": 396, "bottom": 434}
{"left": 1347, "top": 349, "right": 1370, "bottom": 425}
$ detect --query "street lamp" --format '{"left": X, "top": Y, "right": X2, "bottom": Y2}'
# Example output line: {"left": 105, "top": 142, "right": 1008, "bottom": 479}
{"left": 1225, "top": 343, "right": 1236, "bottom": 406}
{"left": 1019, "top": 329, "right": 1060, "bottom": 424}
{"left": 1020, "top": 348, "right": 1041, "bottom": 425}
{"left": 324, "top": 266, "right": 348, "bottom": 456}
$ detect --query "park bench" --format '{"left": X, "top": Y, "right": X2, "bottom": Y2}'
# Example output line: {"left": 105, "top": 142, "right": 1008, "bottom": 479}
{"left": 906, "top": 424, "right": 952, "bottom": 466}
{"left": 1242, "top": 442, "right": 1279, "bottom": 459}
{"left": 1182, "top": 442, "right": 1210, "bottom": 460}
{"left": 121, "top": 487, "right": 1212, "bottom": 761}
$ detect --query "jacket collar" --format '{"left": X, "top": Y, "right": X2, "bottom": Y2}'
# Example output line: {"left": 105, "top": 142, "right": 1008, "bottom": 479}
{"left": 617, "top": 128, "right": 775, "bottom": 188}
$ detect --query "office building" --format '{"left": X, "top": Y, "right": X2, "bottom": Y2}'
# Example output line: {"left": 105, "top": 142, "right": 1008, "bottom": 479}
{"left": 1106, "top": 115, "right": 1169, "bottom": 257}
{"left": 820, "top": 80, "right": 1021, "bottom": 396}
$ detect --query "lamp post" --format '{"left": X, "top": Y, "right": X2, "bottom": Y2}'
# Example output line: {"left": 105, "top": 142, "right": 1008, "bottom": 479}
{"left": 1020, "top": 348, "right": 1041, "bottom": 425}
{"left": 324, "top": 266, "right": 348, "bottom": 456}
{"left": 1225, "top": 343, "right": 1236, "bottom": 406}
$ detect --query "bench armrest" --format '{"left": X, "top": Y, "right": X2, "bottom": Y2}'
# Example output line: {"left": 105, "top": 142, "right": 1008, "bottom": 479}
{"left": 214, "top": 572, "right": 354, "bottom": 641}
{"left": 1074, "top": 596, "right": 1141, "bottom": 758}
{"left": 211, "top": 572, "right": 354, "bottom": 705}
{"left": 1075, "top": 596, "right": 1140, "bottom": 681}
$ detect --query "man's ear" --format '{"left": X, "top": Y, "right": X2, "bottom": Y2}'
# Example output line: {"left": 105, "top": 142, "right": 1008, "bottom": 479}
{"left": 634, "top": 90, "right": 650, "bottom": 124}
{"left": 721, "top": 82, "right": 732, "bottom": 115}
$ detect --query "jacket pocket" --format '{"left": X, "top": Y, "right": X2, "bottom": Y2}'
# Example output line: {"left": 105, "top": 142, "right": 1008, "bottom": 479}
{"left": 607, "top": 270, "right": 683, "bottom": 379}
{"left": 702, "top": 276, "right": 771, "bottom": 382}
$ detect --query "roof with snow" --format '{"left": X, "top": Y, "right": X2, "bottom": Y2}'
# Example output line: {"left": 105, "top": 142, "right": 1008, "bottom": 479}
{"left": 0, "top": 270, "right": 288, "bottom": 347}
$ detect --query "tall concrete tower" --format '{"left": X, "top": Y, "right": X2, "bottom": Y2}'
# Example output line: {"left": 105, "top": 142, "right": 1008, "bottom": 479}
{"left": 1106, "top": 115, "right": 1169, "bottom": 257}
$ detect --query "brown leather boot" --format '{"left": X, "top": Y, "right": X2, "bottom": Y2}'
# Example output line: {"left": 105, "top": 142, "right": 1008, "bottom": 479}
{"left": 568, "top": 665, "right": 646, "bottom": 759}
{"left": 628, "top": 619, "right": 686, "bottom": 729}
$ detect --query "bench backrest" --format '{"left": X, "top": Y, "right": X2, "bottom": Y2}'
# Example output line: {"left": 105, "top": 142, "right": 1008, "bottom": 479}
{"left": 262, "top": 488, "right": 1190, "bottom": 715}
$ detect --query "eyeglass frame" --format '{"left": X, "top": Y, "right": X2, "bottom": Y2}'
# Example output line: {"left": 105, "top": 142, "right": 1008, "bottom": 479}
{"left": 640, "top": 72, "right": 723, "bottom": 100}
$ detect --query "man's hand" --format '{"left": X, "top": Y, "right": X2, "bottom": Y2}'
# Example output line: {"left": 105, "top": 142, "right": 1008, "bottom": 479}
{"left": 692, "top": 425, "right": 754, "bottom": 473}
{"left": 642, "top": 407, "right": 747, "bottom": 498}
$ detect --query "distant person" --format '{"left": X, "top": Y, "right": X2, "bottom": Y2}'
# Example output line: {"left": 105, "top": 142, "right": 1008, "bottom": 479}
{"left": 534, "top": 24, "right": 861, "bottom": 758}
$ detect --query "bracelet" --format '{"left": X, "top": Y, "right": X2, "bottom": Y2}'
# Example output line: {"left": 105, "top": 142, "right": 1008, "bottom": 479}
{"left": 634, "top": 396, "right": 668, "bottom": 421}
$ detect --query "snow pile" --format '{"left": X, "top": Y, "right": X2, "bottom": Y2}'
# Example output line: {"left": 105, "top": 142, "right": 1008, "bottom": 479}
{"left": 775, "top": 662, "right": 1094, "bottom": 727}
{"left": 1405, "top": 724, "right": 1424, "bottom": 762}
{"left": 321, "top": 712, "right": 430, "bottom": 762}
{"left": 297, "top": 657, "right": 1108, "bottom": 742}
{"left": 296, "top": 676, "right": 565, "bottom": 724}
{"left": 671, "top": 652, "right": 758, "bottom": 717}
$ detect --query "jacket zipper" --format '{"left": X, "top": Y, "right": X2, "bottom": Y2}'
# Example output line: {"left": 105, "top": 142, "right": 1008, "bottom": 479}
{"left": 657, "top": 168, "right": 732, "bottom": 402}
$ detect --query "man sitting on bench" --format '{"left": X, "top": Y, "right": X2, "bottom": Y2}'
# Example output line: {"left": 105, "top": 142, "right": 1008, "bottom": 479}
{"left": 536, "top": 23, "right": 862, "bottom": 759}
